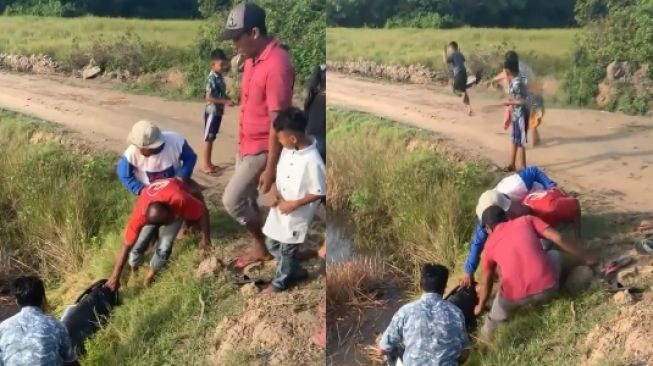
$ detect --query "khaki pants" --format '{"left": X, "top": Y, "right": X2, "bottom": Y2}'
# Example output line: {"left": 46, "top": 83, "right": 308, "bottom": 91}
{"left": 222, "top": 152, "right": 268, "bottom": 225}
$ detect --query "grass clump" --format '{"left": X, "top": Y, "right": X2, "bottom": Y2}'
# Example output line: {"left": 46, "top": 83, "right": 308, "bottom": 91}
{"left": 327, "top": 27, "right": 577, "bottom": 77}
{"left": 326, "top": 256, "right": 390, "bottom": 316}
{"left": 327, "top": 108, "right": 495, "bottom": 273}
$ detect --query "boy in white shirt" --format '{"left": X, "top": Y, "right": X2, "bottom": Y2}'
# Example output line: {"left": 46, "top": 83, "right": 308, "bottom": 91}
{"left": 261, "top": 108, "right": 326, "bottom": 294}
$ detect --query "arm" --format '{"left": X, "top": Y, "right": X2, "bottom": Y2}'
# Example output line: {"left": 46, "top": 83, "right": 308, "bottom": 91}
{"left": 491, "top": 70, "right": 507, "bottom": 84}
{"left": 518, "top": 166, "right": 557, "bottom": 190}
{"left": 463, "top": 221, "right": 488, "bottom": 277}
{"left": 475, "top": 261, "right": 496, "bottom": 315}
{"left": 177, "top": 141, "right": 197, "bottom": 182}
{"left": 205, "top": 93, "right": 232, "bottom": 106}
{"left": 377, "top": 310, "right": 405, "bottom": 356}
{"left": 116, "top": 156, "right": 144, "bottom": 195}
{"left": 106, "top": 245, "right": 130, "bottom": 291}
{"left": 260, "top": 61, "right": 295, "bottom": 193}
{"left": 59, "top": 326, "right": 79, "bottom": 366}
{"left": 540, "top": 227, "right": 595, "bottom": 265}
{"left": 504, "top": 98, "right": 527, "bottom": 106}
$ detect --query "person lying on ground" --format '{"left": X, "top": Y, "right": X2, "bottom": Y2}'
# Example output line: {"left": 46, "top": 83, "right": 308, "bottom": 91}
{"left": 0, "top": 276, "right": 79, "bottom": 366}
{"left": 105, "top": 178, "right": 212, "bottom": 291}
{"left": 203, "top": 48, "right": 236, "bottom": 175}
{"left": 474, "top": 206, "right": 596, "bottom": 340}
{"left": 461, "top": 166, "right": 582, "bottom": 287}
{"left": 218, "top": 2, "right": 296, "bottom": 270}
{"left": 503, "top": 57, "right": 529, "bottom": 172}
{"left": 377, "top": 264, "right": 470, "bottom": 366}
{"left": 260, "top": 108, "right": 326, "bottom": 294}
{"left": 443, "top": 41, "right": 481, "bottom": 116}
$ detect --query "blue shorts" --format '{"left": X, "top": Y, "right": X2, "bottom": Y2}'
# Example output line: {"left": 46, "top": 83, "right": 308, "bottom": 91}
{"left": 511, "top": 110, "right": 530, "bottom": 147}
{"left": 203, "top": 113, "right": 222, "bottom": 142}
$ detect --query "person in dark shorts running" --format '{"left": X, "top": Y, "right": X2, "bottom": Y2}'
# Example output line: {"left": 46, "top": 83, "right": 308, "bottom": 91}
{"left": 444, "top": 41, "right": 481, "bottom": 116}
{"left": 203, "top": 48, "right": 235, "bottom": 174}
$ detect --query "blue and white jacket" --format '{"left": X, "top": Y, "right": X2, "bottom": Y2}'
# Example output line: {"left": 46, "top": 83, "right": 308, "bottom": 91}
{"left": 116, "top": 131, "right": 197, "bottom": 195}
{"left": 463, "top": 166, "right": 557, "bottom": 275}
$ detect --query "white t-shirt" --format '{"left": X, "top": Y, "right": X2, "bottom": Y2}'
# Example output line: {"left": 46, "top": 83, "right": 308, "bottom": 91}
{"left": 122, "top": 132, "right": 186, "bottom": 185}
{"left": 263, "top": 141, "right": 326, "bottom": 244}
{"left": 495, "top": 174, "right": 544, "bottom": 203}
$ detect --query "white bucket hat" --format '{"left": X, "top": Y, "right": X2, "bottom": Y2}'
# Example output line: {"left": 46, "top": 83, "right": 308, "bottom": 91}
{"left": 475, "top": 189, "right": 512, "bottom": 222}
{"left": 127, "top": 120, "right": 164, "bottom": 149}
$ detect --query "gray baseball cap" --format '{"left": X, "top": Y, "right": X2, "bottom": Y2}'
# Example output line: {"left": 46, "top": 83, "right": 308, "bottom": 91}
{"left": 127, "top": 120, "right": 164, "bottom": 149}
{"left": 218, "top": 3, "right": 266, "bottom": 41}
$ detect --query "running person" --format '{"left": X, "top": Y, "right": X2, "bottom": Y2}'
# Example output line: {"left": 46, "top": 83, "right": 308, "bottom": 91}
{"left": 444, "top": 41, "right": 481, "bottom": 116}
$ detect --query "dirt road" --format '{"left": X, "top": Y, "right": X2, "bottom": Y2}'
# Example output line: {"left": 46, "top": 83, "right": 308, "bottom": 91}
{"left": 0, "top": 71, "right": 237, "bottom": 190}
{"left": 329, "top": 72, "right": 653, "bottom": 213}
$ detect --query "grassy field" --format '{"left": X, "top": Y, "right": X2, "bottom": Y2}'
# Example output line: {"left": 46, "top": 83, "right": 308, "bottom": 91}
{"left": 327, "top": 27, "right": 578, "bottom": 76}
{"left": 0, "top": 16, "right": 200, "bottom": 61}
{"left": 327, "top": 108, "right": 627, "bottom": 365}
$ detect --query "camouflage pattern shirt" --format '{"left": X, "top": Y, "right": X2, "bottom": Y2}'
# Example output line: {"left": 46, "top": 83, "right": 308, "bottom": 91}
{"left": 205, "top": 70, "right": 227, "bottom": 116}
{"left": 380, "top": 293, "right": 469, "bottom": 366}
{"left": 509, "top": 74, "right": 529, "bottom": 121}
{"left": 0, "top": 306, "right": 76, "bottom": 366}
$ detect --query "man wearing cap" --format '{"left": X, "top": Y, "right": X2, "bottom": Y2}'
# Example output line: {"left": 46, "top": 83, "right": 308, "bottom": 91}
{"left": 105, "top": 178, "right": 212, "bottom": 290}
{"left": 474, "top": 205, "right": 596, "bottom": 339}
{"left": 218, "top": 2, "right": 296, "bottom": 269}
{"left": 460, "top": 166, "right": 580, "bottom": 287}
{"left": 117, "top": 120, "right": 198, "bottom": 196}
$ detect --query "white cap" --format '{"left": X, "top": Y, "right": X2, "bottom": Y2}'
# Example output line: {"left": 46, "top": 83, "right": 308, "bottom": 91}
{"left": 475, "top": 189, "right": 512, "bottom": 221}
{"left": 127, "top": 120, "right": 164, "bottom": 149}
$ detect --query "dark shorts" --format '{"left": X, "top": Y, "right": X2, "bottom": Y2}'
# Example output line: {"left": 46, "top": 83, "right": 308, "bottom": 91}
{"left": 453, "top": 69, "right": 468, "bottom": 94}
{"left": 511, "top": 109, "right": 530, "bottom": 147}
{"left": 203, "top": 113, "right": 222, "bottom": 142}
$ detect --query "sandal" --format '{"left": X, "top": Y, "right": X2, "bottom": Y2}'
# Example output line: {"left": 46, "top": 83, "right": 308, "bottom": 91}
{"left": 601, "top": 256, "right": 634, "bottom": 277}
{"left": 635, "top": 235, "right": 653, "bottom": 255}
{"left": 231, "top": 274, "right": 265, "bottom": 287}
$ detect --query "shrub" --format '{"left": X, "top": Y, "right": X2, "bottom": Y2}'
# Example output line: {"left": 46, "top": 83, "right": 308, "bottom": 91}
{"left": 385, "top": 12, "right": 459, "bottom": 29}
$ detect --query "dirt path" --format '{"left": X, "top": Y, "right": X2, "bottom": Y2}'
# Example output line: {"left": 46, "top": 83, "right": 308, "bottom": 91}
{"left": 0, "top": 71, "right": 237, "bottom": 191}
{"left": 329, "top": 72, "right": 653, "bottom": 213}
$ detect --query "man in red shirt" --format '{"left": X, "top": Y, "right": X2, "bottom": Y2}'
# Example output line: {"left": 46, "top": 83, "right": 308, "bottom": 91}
{"left": 474, "top": 206, "right": 596, "bottom": 339}
{"left": 218, "top": 2, "right": 295, "bottom": 269}
{"left": 105, "top": 178, "right": 212, "bottom": 290}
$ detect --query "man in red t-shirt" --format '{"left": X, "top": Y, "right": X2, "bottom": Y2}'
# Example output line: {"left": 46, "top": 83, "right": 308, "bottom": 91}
{"left": 105, "top": 178, "right": 212, "bottom": 290}
{"left": 218, "top": 3, "right": 296, "bottom": 270}
{"left": 474, "top": 206, "right": 596, "bottom": 339}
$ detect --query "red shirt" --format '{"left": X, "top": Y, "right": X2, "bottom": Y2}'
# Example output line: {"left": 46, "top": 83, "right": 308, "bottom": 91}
{"left": 239, "top": 40, "right": 295, "bottom": 156}
{"left": 481, "top": 216, "right": 556, "bottom": 301}
{"left": 123, "top": 178, "right": 204, "bottom": 246}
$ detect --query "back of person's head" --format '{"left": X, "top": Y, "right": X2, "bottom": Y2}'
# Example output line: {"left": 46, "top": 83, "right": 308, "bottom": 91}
{"left": 505, "top": 50, "right": 519, "bottom": 64}
{"left": 210, "top": 48, "right": 227, "bottom": 61}
{"left": 420, "top": 263, "right": 449, "bottom": 295}
{"left": 147, "top": 201, "right": 173, "bottom": 225}
{"left": 503, "top": 58, "right": 520, "bottom": 76}
{"left": 481, "top": 205, "right": 508, "bottom": 231}
{"left": 273, "top": 107, "right": 308, "bottom": 134}
{"left": 448, "top": 41, "right": 459, "bottom": 50}
{"left": 12, "top": 276, "right": 45, "bottom": 308}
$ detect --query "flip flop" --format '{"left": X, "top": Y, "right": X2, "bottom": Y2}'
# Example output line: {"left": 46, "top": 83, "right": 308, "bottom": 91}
{"left": 231, "top": 274, "right": 264, "bottom": 287}
{"left": 227, "top": 256, "right": 260, "bottom": 273}
{"left": 635, "top": 236, "right": 653, "bottom": 255}
{"left": 601, "top": 256, "right": 634, "bottom": 276}
{"left": 603, "top": 280, "right": 644, "bottom": 294}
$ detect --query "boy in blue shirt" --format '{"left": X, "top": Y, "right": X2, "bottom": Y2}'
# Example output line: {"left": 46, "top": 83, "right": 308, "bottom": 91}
{"left": 203, "top": 48, "right": 235, "bottom": 174}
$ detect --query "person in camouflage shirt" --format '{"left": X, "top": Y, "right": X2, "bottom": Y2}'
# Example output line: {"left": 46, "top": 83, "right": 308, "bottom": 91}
{"left": 202, "top": 48, "right": 234, "bottom": 174}
{"left": 0, "top": 276, "right": 78, "bottom": 366}
{"left": 378, "top": 264, "right": 470, "bottom": 366}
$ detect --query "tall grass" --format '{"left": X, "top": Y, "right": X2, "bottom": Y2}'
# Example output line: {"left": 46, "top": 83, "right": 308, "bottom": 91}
{"left": 327, "top": 27, "right": 577, "bottom": 76}
{"left": 327, "top": 108, "right": 496, "bottom": 272}
{"left": 0, "top": 110, "right": 130, "bottom": 280}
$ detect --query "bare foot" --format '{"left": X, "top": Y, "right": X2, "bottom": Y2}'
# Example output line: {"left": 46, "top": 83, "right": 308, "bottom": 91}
{"left": 260, "top": 285, "right": 280, "bottom": 295}
{"left": 200, "top": 166, "right": 218, "bottom": 175}
{"left": 143, "top": 269, "right": 156, "bottom": 288}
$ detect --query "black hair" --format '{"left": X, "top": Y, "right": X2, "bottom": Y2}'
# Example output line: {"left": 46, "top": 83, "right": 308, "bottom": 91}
{"left": 420, "top": 263, "right": 449, "bottom": 294}
{"left": 210, "top": 48, "right": 227, "bottom": 61}
{"left": 146, "top": 201, "right": 173, "bottom": 225}
{"left": 448, "top": 41, "right": 459, "bottom": 50}
{"left": 304, "top": 64, "right": 326, "bottom": 112}
{"left": 481, "top": 205, "right": 508, "bottom": 230}
{"left": 12, "top": 276, "right": 45, "bottom": 308}
{"left": 273, "top": 107, "right": 308, "bottom": 134}
{"left": 503, "top": 58, "right": 519, "bottom": 76}
{"left": 505, "top": 50, "right": 519, "bottom": 63}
